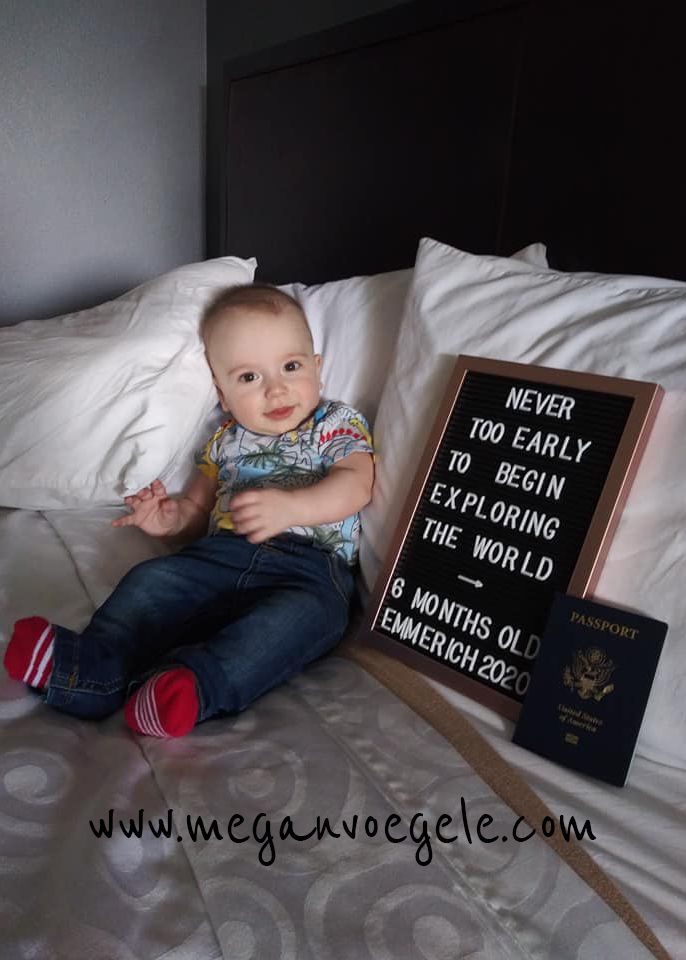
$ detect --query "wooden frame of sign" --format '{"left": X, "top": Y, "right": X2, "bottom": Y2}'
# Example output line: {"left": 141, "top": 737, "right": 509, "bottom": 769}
{"left": 361, "top": 356, "right": 662, "bottom": 720}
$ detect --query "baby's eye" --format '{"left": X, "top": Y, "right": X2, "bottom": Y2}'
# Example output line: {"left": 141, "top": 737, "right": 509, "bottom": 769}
{"left": 238, "top": 371, "right": 258, "bottom": 383}
{"left": 284, "top": 360, "right": 302, "bottom": 372}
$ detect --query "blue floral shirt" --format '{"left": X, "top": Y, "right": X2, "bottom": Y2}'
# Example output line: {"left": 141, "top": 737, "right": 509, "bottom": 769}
{"left": 195, "top": 399, "right": 374, "bottom": 565}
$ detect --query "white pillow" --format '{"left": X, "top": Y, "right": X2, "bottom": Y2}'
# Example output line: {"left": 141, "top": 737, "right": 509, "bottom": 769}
{"left": 361, "top": 237, "right": 686, "bottom": 769}
{"left": 279, "top": 244, "right": 549, "bottom": 426}
{"left": 0, "top": 256, "right": 256, "bottom": 509}
{"left": 280, "top": 270, "right": 412, "bottom": 426}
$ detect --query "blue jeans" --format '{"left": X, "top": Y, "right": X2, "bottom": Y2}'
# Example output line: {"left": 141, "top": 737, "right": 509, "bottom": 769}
{"left": 45, "top": 532, "right": 355, "bottom": 723}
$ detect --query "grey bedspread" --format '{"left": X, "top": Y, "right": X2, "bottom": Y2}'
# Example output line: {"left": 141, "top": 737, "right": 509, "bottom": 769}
{"left": 0, "top": 508, "right": 663, "bottom": 959}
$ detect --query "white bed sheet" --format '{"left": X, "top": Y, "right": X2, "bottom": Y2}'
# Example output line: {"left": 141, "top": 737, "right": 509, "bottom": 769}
{"left": 429, "top": 678, "right": 686, "bottom": 960}
{"left": 0, "top": 508, "right": 222, "bottom": 959}
{"left": 0, "top": 505, "right": 682, "bottom": 959}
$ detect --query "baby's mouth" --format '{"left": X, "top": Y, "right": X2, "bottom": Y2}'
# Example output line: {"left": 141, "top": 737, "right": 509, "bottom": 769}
{"left": 265, "top": 405, "right": 295, "bottom": 420}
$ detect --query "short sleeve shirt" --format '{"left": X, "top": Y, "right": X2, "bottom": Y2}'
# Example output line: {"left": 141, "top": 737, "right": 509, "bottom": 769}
{"left": 194, "top": 399, "right": 374, "bottom": 565}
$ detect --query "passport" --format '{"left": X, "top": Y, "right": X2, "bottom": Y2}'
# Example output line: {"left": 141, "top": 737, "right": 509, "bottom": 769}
{"left": 512, "top": 593, "right": 667, "bottom": 786}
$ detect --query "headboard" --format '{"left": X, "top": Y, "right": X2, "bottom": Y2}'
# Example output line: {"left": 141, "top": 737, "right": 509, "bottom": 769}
{"left": 210, "top": 0, "right": 685, "bottom": 284}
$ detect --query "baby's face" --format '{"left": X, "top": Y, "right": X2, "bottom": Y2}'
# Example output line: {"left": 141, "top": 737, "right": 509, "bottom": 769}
{"left": 205, "top": 305, "right": 322, "bottom": 435}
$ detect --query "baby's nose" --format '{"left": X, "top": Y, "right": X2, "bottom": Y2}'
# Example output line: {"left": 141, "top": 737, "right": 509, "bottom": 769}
{"left": 265, "top": 376, "right": 286, "bottom": 396}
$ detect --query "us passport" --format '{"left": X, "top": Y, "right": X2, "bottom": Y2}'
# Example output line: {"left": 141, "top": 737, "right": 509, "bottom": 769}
{"left": 512, "top": 593, "right": 667, "bottom": 787}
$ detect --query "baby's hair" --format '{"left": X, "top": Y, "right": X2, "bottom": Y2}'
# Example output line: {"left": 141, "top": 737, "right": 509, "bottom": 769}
{"left": 200, "top": 283, "right": 311, "bottom": 347}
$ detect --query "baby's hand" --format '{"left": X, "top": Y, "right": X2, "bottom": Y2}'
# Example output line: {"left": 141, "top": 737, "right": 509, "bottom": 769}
{"left": 229, "top": 488, "right": 295, "bottom": 544}
{"left": 112, "top": 479, "right": 182, "bottom": 538}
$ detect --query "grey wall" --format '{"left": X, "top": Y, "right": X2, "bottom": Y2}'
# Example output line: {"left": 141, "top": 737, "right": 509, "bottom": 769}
{"left": 0, "top": 0, "right": 205, "bottom": 326}
{"left": 206, "top": 0, "right": 409, "bottom": 258}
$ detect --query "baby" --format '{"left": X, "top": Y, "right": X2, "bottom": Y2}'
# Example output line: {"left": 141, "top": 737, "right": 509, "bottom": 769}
{"left": 4, "top": 284, "right": 374, "bottom": 737}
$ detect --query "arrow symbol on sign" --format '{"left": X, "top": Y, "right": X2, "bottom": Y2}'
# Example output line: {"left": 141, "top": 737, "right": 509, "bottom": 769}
{"left": 457, "top": 575, "right": 483, "bottom": 588}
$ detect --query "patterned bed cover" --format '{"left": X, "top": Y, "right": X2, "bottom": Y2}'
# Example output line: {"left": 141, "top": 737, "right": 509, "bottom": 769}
{"left": 0, "top": 507, "right": 668, "bottom": 960}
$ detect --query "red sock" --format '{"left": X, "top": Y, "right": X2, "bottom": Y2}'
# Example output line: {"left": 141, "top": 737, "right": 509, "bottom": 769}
{"left": 124, "top": 668, "right": 199, "bottom": 738}
{"left": 4, "top": 617, "right": 55, "bottom": 689}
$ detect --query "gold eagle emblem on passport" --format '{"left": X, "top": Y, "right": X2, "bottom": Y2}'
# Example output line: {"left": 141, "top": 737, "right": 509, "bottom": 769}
{"left": 563, "top": 647, "right": 615, "bottom": 701}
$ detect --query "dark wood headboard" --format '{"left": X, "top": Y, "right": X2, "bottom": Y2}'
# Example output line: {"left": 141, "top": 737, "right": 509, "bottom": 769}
{"left": 209, "top": 0, "right": 685, "bottom": 284}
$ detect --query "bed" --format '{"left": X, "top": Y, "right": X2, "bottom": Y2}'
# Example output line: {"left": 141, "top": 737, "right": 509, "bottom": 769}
{"left": 2, "top": 1, "right": 685, "bottom": 957}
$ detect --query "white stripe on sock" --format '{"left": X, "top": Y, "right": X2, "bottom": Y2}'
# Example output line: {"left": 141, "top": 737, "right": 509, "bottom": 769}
{"left": 134, "top": 690, "right": 144, "bottom": 732}
{"left": 141, "top": 684, "right": 161, "bottom": 737}
{"left": 33, "top": 639, "right": 55, "bottom": 688}
{"left": 148, "top": 677, "right": 167, "bottom": 737}
{"left": 137, "top": 675, "right": 166, "bottom": 737}
{"left": 135, "top": 684, "right": 155, "bottom": 736}
{"left": 134, "top": 688, "right": 150, "bottom": 735}
{"left": 22, "top": 625, "right": 53, "bottom": 685}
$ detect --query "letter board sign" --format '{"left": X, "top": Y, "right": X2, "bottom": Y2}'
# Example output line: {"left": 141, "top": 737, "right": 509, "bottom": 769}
{"left": 362, "top": 356, "right": 662, "bottom": 719}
